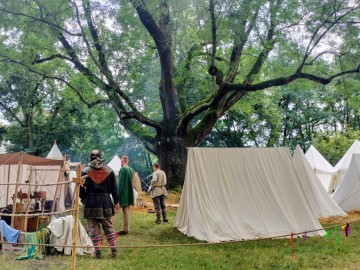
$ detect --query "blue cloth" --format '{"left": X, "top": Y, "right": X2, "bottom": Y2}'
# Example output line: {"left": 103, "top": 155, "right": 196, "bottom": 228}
{"left": 0, "top": 220, "right": 20, "bottom": 243}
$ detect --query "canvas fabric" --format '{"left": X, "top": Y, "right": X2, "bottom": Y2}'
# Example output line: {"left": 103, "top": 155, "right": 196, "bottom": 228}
{"left": 332, "top": 140, "right": 360, "bottom": 191}
{"left": 292, "top": 146, "right": 346, "bottom": 218}
{"left": 332, "top": 154, "right": 360, "bottom": 211}
{"left": 0, "top": 152, "right": 63, "bottom": 210}
{"left": 174, "top": 147, "right": 325, "bottom": 243}
{"left": 305, "top": 145, "right": 335, "bottom": 192}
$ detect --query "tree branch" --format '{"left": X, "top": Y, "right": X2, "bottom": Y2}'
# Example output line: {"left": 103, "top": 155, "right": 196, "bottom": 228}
{"left": 81, "top": 0, "right": 111, "bottom": 74}
{"left": 132, "top": 0, "right": 180, "bottom": 129}
{"left": 223, "top": 65, "right": 360, "bottom": 92}
{"left": 70, "top": 0, "right": 103, "bottom": 72}
{"left": 226, "top": 1, "right": 261, "bottom": 83}
{"left": 244, "top": 0, "right": 280, "bottom": 84}
{"left": 209, "top": 0, "right": 217, "bottom": 67}
{"left": 0, "top": 8, "right": 82, "bottom": 37}
{"left": 298, "top": 6, "right": 357, "bottom": 72}
{"left": 0, "top": 101, "right": 24, "bottom": 127}
{"left": 32, "top": 54, "right": 72, "bottom": 64}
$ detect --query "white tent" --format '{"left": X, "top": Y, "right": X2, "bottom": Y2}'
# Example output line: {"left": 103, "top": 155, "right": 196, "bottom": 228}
{"left": 305, "top": 145, "right": 335, "bottom": 192}
{"left": 108, "top": 155, "right": 122, "bottom": 176}
{"left": 330, "top": 140, "right": 360, "bottom": 192}
{"left": 292, "top": 145, "right": 346, "bottom": 218}
{"left": 332, "top": 154, "right": 360, "bottom": 212}
{"left": 174, "top": 147, "right": 325, "bottom": 243}
{"left": 46, "top": 141, "right": 63, "bottom": 160}
{"left": 0, "top": 152, "right": 63, "bottom": 230}
{"left": 43, "top": 142, "right": 67, "bottom": 211}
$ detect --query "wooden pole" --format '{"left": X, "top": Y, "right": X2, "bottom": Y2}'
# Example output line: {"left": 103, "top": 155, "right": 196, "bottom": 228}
{"left": 71, "top": 164, "right": 85, "bottom": 270}
{"left": 23, "top": 166, "right": 33, "bottom": 232}
{"left": 50, "top": 162, "right": 65, "bottom": 221}
{"left": 11, "top": 152, "right": 24, "bottom": 227}
{"left": 6, "top": 164, "right": 11, "bottom": 206}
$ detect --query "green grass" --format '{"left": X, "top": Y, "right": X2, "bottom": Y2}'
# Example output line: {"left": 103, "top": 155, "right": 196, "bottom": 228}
{"left": 1, "top": 209, "right": 360, "bottom": 270}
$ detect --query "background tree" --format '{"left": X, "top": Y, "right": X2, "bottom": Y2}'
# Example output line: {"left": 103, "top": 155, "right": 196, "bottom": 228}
{"left": 313, "top": 129, "right": 360, "bottom": 165}
{"left": 0, "top": 0, "right": 359, "bottom": 186}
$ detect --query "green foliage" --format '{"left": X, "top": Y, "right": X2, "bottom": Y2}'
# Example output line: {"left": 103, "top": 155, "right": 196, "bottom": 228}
{"left": 313, "top": 129, "right": 360, "bottom": 165}
{"left": 203, "top": 90, "right": 282, "bottom": 147}
{"left": 0, "top": 0, "right": 359, "bottom": 186}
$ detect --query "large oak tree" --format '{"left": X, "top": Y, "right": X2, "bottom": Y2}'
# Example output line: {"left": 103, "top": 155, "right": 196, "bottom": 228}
{"left": 0, "top": 0, "right": 359, "bottom": 186}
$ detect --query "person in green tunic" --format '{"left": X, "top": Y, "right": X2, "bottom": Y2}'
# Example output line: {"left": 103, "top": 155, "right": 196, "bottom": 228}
{"left": 117, "top": 155, "right": 134, "bottom": 235}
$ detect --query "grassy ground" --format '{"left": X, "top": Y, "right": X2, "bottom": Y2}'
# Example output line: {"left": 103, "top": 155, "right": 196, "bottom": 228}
{"left": 1, "top": 202, "right": 360, "bottom": 269}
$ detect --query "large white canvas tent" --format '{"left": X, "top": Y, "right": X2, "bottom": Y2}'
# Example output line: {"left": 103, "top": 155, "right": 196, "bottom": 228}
{"left": 108, "top": 155, "right": 122, "bottom": 176}
{"left": 330, "top": 140, "right": 360, "bottom": 192}
{"left": 332, "top": 154, "right": 360, "bottom": 212}
{"left": 292, "top": 146, "right": 346, "bottom": 218}
{"left": 305, "top": 145, "right": 335, "bottom": 192}
{"left": 174, "top": 148, "right": 325, "bottom": 243}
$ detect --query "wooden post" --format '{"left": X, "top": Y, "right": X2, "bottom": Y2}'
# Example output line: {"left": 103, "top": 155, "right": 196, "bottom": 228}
{"left": 71, "top": 164, "right": 85, "bottom": 270}
{"left": 50, "top": 162, "right": 65, "bottom": 221}
{"left": 23, "top": 166, "right": 33, "bottom": 232}
{"left": 6, "top": 164, "right": 11, "bottom": 206}
{"left": 11, "top": 152, "right": 24, "bottom": 227}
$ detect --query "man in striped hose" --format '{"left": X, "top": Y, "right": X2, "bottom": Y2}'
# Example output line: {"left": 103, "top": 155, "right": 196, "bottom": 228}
{"left": 80, "top": 150, "right": 120, "bottom": 258}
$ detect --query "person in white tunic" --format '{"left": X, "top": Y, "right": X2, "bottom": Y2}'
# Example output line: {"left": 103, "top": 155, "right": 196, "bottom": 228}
{"left": 149, "top": 163, "right": 168, "bottom": 224}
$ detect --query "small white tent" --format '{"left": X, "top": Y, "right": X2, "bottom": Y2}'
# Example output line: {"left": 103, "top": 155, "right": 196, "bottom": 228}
{"left": 108, "top": 155, "right": 122, "bottom": 176}
{"left": 43, "top": 141, "right": 66, "bottom": 211}
{"left": 332, "top": 154, "right": 360, "bottom": 212}
{"left": 46, "top": 141, "right": 63, "bottom": 160}
{"left": 292, "top": 145, "right": 346, "bottom": 218}
{"left": 305, "top": 145, "right": 335, "bottom": 192}
{"left": 174, "top": 147, "right": 325, "bottom": 243}
{"left": 330, "top": 140, "right": 360, "bottom": 192}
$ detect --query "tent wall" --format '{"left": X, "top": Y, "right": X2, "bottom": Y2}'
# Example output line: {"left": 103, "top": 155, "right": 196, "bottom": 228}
{"left": 174, "top": 148, "right": 325, "bottom": 243}
{"left": 108, "top": 155, "right": 122, "bottom": 177}
{"left": 332, "top": 140, "right": 360, "bottom": 191}
{"left": 305, "top": 145, "right": 335, "bottom": 192}
{"left": 332, "top": 154, "right": 360, "bottom": 212}
{"left": 0, "top": 164, "right": 63, "bottom": 210}
{"left": 292, "top": 146, "right": 346, "bottom": 218}
{"left": 0, "top": 164, "right": 29, "bottom": 208}
{"left": 0, "top": 152, "right": 63, "bottom": 211}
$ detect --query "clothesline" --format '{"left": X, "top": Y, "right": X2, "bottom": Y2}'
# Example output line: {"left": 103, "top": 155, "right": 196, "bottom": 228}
{"left": 1, "top": 218, "right": 359, "bottom": 250}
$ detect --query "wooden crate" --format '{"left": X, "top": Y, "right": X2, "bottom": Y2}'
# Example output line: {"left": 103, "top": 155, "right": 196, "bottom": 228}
{"left": 14, "top": 216, "right": 39, "bottom": 232}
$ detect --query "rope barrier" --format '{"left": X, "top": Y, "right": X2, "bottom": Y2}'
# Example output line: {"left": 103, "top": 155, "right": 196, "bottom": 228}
{"left": 27, "top": 168, "right": 71, "bottom": 172}
{"left": 0, "top": 180, "right": 73, "bottom": 186}
{"left": 1, "top": 218, "right": 359, "bottom": 250}
{"left": 0, "top": 209, "right": 74, "bottom": 217}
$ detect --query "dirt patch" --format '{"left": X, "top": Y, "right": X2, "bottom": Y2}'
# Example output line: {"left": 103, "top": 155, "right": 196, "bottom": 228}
{"left": 130, "top": 190, "right": 181, "bottom": 213}
{"left": 320, "top": 211, "right": 360, "bottom": 225}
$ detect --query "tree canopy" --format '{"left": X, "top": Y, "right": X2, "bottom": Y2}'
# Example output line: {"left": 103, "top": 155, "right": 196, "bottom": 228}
{"left": 0, "top": 0, "right": 359, "bottom": 186}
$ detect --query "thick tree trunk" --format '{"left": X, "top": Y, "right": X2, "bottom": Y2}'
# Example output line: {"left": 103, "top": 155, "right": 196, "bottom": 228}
{"left": 25, "top": 113, "right": 34, "bottom": 149}
{"left": 156, "top": 137, "right": 187, "bottom": 189}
